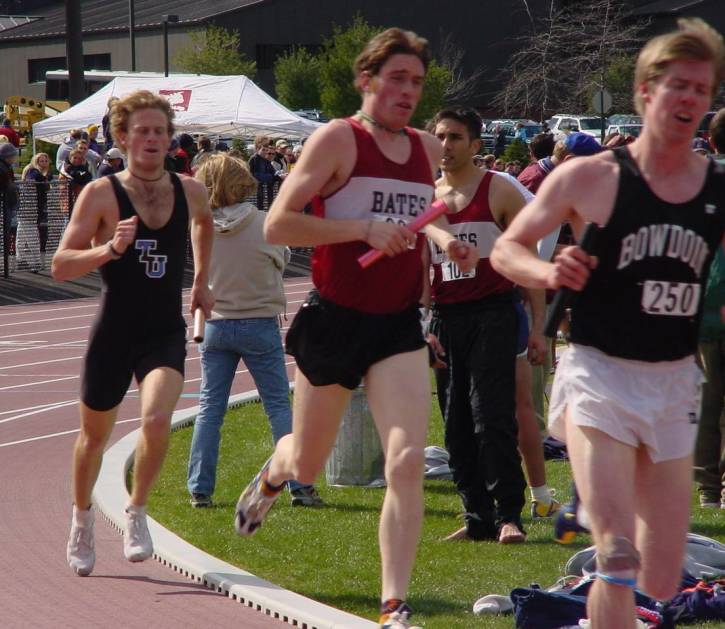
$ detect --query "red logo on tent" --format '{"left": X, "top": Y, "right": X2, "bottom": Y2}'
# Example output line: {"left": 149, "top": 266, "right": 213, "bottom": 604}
{"left": 159, "top": 89, "right": 192, "bottom": 111}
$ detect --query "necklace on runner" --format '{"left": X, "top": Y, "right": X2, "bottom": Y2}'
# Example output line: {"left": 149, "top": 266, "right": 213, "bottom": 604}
{"left": 128, "top": 170, "right": 165, "bottom": 207}
{"left": 355, "top": 110, "right": 407, "bottom": 136}
{"left": 128, "top": 169, "right": 165, "bottom": 182}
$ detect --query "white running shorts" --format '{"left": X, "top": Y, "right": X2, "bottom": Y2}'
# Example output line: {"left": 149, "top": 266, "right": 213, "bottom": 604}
{"left": 548, "top": 344, "right": 703, "bottom": 463}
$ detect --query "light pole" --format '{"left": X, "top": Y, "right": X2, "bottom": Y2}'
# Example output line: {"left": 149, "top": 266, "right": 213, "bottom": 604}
{"left": 65, "top": 0, "right": 85, "bottom": 104}
{"left": 129, "top": 0, "right": 136, "bottom": 71}
{"left": 162, "top": 14, "right": 179, "bottom": 77}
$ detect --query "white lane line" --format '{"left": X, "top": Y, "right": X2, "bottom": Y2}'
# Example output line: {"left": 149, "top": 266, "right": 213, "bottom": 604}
{"left": 0, "top": 341, "right": 88, "bottom": 354}
{"left": 0, "top": 374, "right": 78, "bottom": 377}
{"left": 0, "top": 399, "right": 78, "bottom": 424}
{"left": 0, "top": 302, "right": 99, "bottom": 317}
{"left": 0, "top": 400, "right": 76, "bottom": 416}
{"left": 0, "top": 313, "right": 95, "bottom": 328}
{"left": 0, "top": 375, "right": 78, "bottom": 391}
{"left": 0, "top": 415, "right": 143, "bottom": 448}
{"left": 0, "top": 325, "right": 89, "bottom": 340}
{"left": 0, "top": 355, "right": 201, "bottom": 395}
{"left": 0, "top": 427, "right": 83, "bottom": 447}
{"left": 0, "top": 355, "right": 84, "bottom": 371}
{"left": 0, "top": 360, "right": 295, "bottom": 432}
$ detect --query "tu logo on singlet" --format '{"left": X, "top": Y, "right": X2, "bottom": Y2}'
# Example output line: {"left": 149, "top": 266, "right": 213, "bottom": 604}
{"left": 135, "top": 240, "right": 167, "bottom": 278}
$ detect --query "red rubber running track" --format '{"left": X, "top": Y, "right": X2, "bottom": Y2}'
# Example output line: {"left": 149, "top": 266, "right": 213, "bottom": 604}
{"left": 0, "top": 278, "right": 313, "bottom": 628}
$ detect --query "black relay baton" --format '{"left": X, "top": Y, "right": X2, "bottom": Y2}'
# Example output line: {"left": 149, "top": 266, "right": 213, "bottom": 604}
{"left": 543, "top": 222, "right": 599, "bottom": 338}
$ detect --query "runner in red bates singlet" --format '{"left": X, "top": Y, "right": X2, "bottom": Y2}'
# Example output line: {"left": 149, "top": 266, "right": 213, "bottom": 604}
{"left": 424, "top": 108, "right": 547, "bottom": 545}
{"left": 429, "top": 170, "right": 513, "bottom": 304}
{"left": 232, "top": 28, "right": 477, "bottom": 629}
{"left": 311, "top": 116, "right": 433, "bottom": 314}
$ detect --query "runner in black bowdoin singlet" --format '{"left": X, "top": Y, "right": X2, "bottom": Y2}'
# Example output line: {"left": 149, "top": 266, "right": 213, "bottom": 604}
{"left": 491, "top": 18, "right": 725, "bottom": 629}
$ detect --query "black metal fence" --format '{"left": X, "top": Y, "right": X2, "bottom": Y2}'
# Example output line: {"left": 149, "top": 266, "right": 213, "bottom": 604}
{"left": 0, "top": 179, "right": 311, "bottom": 279}
{"left": 1, "top": 180, "right": 79, "bottom": 277}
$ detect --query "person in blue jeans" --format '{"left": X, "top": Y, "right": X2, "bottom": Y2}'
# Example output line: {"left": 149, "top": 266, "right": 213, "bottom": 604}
{"left": 187, "top": 153, "right": 321, "bottom": 507}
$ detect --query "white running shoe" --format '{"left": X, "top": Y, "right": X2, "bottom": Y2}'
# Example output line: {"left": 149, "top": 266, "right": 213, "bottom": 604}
{"left": 124, "top": 504, "right": 153, "bottom": 562}
{"left": 67, "top": 505, "right": 95, "bottom": 576}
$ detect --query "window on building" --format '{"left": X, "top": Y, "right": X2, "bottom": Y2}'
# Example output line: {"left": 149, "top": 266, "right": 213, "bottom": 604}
{"left": 28, "top": 53, "right": 111, "bottom": 84}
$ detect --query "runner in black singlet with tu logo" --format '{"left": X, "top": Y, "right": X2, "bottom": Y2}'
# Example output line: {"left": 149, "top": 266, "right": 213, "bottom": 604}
{"left": 53, "top": 90, "right": 214, "bottom": 578}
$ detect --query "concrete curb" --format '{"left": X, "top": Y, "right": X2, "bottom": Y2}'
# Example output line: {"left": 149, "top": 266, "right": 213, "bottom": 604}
{"left": 93, "top": 390, "right": 376, "bottom": 629}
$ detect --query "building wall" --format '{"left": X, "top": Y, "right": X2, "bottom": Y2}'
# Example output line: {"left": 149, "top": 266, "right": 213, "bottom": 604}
{"left": 0, "top": 28, "right": 192, "bottom": 105}
{"left": 2, "top": 0, "right": 722, "bottom": 113}
{"left": 212, "top": 0, "right": 535, "bottom": 107}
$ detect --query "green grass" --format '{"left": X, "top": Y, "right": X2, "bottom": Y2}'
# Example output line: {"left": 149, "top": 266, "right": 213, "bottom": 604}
{"left": 148, "top": 394, "right": 725, "bottom": 628}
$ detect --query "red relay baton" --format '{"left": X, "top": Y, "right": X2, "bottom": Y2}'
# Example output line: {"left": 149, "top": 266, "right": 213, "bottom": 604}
{"left": 358, "top": 199, "right": 448, "bottom": 269}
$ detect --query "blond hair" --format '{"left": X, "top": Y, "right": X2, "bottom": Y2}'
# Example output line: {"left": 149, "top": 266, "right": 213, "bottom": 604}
{"left": 353, "top": 28, "right": 430, "bottom": 91}
{"left": 22, "top": 152, "right": 50, "bottom": 179}
{"left": 634, "top": 18, "right": 725, "bottom": 114}
{"left": 195, "top": 154, "right": 257, "bottom": 210}
{"left": 110, "top": 90, "right": 175, "bottom": 146}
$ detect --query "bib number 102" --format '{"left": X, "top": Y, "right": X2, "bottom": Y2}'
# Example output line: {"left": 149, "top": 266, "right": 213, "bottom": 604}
{"left": 442, "top": 261, "right": 476, "bottom": 282}
{"left": 641, "top": 281, "right": 700, "bottom": 317}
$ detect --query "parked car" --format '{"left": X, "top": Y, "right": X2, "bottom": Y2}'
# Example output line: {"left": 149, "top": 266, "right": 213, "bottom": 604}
{"left": 485, "top": 119, "right": 542, "bottom": 146}
{"left": 293, "top": 109, "right": 329, "bottom": 122}
{"left": 608, "top": 114, "right": 641, "bottom": 126}
{"left": 549, "top": 114, "right": 607, "bottom": 140}
{"left": 605, "top": 123, "right": 643, "bottom": 139}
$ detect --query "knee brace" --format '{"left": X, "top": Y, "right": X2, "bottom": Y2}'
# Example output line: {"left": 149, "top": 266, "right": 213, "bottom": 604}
{"left": 596, "top": 535, "right": 641, "bottom": 588}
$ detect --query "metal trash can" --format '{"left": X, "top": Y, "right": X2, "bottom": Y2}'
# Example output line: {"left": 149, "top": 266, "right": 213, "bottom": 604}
{"left": 325, "top": 386, "right": 385, "bottom": 487}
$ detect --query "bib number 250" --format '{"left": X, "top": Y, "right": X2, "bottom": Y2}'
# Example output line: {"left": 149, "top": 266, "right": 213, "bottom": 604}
{"left": 641, "top": 280, "right": 700, "bottom": 317}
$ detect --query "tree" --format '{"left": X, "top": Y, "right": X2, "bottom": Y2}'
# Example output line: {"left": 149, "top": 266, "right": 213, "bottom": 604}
{"left": 274, "top": 47, "right": 322, "bottom": 111}
{"left": 502, "top": 139, "right": 530, "bottom": 167}
{"left": 318, "top": 15, "right": 452, "bottom": 128}
{"left": 174, "top": 25, "right": 256, "bottom": 77}
{"left": 414, "top": 63, "right": 452, "bottom": 128}
{"left": 318, "top": 16, "right": 380, "bottom": 120}
{"left": 602, "top": 54, "right": 636, "bottom": 113}
{"left": 493, "top": 0, "right": 647, "bottom": 119}
{"left": 231, "top": 138, "right": 250, "bottom": 161}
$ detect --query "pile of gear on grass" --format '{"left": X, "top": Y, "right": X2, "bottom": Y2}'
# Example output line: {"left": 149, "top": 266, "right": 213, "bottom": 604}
{"left": 474, "top": 532, "right": 725, "bottom": 628}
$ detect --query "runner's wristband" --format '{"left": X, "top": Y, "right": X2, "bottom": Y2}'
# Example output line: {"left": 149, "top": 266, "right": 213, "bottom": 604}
{"left": 106, "top": 242, "right": 122, "bottom": 260}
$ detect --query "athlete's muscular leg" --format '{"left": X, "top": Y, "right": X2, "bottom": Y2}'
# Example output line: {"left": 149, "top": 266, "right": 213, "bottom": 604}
{"left": 129, "top": 367, "right": 184, "bottom": 506}
{"left": 73, "top": 403, "right": 119, "bottom": 509}
{"left": 266, "top": 369, "right": 352, "bottom": 486}
{"left": 516, "top": 356, "right": 546, "bottom": 488}
{"left": 635, "top": 450, "right": 692, "bottom": 600}
{"left": 565, "top": 413, "right": 638, "bottom": 629}
{"left": 366, "top": 348, "right": 429, "bottom": 602}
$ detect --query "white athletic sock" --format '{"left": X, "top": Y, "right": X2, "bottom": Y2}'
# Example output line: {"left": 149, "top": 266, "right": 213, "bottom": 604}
{"left": 530, "top": 485, "right": 552, "bottom": 503}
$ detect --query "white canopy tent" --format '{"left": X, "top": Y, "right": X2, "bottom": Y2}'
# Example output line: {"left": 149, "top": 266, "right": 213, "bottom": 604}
{"left": 32, "top": 74, "right": 322, "bottom": 145}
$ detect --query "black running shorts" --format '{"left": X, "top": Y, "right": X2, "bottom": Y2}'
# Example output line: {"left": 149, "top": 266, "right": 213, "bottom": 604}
{"left": 285, "top": 291, "right": 426, "bottom": 390}
{"left": 81, "top": 326, "right": 187, "bottom": 411}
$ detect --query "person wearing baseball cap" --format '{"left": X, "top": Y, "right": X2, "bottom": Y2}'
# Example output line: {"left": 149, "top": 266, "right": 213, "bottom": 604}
{"left": 563, "top": 132, "right": 603, "bottom": 157}
{"left": 87, "top": 123, "right": 103, "bottom": 155}
{"left": 97, "top": 146, "right": 125, "bottom": 177}
{"left": 272, "top": 139, "right": 291, "bottom": 174}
